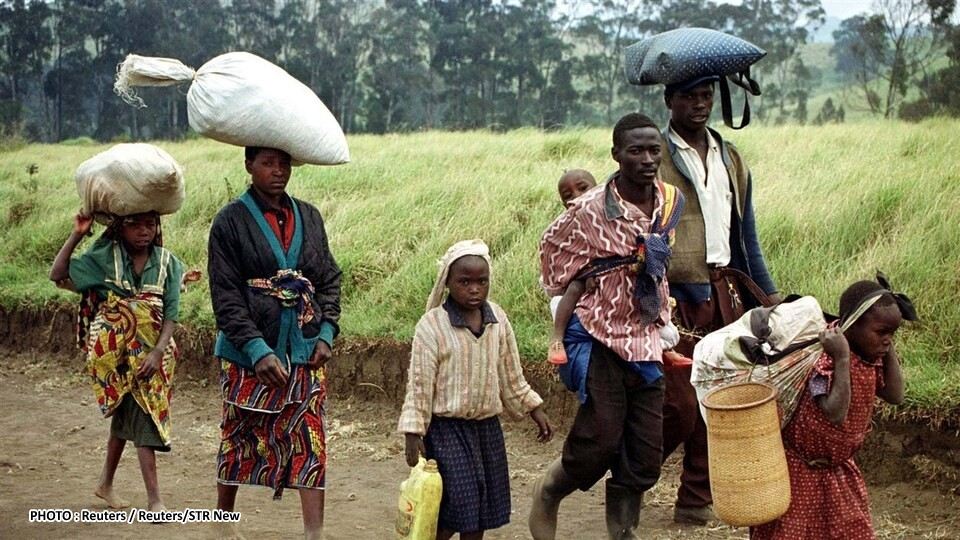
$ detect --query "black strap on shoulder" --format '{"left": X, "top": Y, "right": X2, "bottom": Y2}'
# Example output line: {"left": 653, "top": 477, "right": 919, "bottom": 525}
{"left": 720, "top": 68, "right": 762, "bottom": 130}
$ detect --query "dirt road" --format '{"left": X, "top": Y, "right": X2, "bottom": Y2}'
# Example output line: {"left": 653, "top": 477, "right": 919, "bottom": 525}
{"left": 1, "top": 348, "right": 958, "bottom": 539}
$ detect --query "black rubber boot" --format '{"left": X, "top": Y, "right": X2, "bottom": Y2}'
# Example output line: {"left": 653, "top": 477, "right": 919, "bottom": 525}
{"left": 529, "top": 457, "right": 578, "bottom": 540}
{"left": 605, "top": 479, "right": 643, "bottom": 540}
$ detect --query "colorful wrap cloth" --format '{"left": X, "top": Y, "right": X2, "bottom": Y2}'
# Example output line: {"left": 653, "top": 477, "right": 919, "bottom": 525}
{"left": 85, "top": 292, "right": 177, "bottom": 444}
{"left": 217, "top": 360, "right": 326, "bottom": 499}
{"left": 247, "top": 269, "right": 316, "bottom": 328}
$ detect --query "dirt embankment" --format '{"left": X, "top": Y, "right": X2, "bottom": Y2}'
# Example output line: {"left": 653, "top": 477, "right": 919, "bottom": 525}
{"left": 2, "top": 304, "right": 959, "bottom": 496}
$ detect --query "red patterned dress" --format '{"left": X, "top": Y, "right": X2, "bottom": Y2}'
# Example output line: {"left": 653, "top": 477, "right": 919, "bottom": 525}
{"left": 752, "top": 341, "right": 884, "bottom": 540}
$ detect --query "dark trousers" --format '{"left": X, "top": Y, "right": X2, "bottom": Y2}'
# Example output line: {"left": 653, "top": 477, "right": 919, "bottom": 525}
{"left": 663, "top": 296, "right": 723, "bottom": 508}
{"left": 662, "top": 360, "right": 712, "bottom": 507}
{"left": 561, "top": 340, "right": 664, "bottom": 493}
{"left": 666, "top": 271, "right": 773, "bottom": 508}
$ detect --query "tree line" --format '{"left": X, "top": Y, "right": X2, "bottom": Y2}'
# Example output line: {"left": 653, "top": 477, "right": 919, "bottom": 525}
{"left": 1, "top": 0, "right": 957, "bottom": 144}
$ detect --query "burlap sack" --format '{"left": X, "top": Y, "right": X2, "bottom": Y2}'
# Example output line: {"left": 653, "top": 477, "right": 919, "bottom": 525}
{"left": 114, "top": 52, "right": 349, "bottom": 166}
{"left": 76, "top": 143, "right": 185, "bottom": 224}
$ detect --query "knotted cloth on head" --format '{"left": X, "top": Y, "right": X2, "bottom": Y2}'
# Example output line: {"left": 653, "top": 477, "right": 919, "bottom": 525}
{"left": 841, "top": 271, "right": 919, "bottom": 325}
{"left": 425, "top": 239, "right": 491, "bottom": 314}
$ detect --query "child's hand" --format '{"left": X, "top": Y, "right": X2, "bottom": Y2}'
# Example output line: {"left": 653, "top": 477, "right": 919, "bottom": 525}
{"left": 883, "top": 347, "right": 901, "bottom": 366}
{"left": 404, "top": 433, "right": 425, "bottom": 467}
{"left": 183, "top": 270, "right": 202, "bottom": 284}
{"left": 136, "top": 349, "right": 163, "bottom": 380}
{"left": 820, "top": 327, "right": 850, "bottom": 363}
{"left": 74, "top": 211, "right": 94, "bottom": 237}
{"left": 530, "top": 407, "right": 553, "bottom": 443}
{"left": 584, "top": 277, "right": 597, "bottom": 294}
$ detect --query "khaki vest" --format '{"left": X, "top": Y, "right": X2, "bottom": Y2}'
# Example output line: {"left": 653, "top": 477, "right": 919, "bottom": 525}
{"left": 660, "top": 128, "right": 750, "bottom": 285}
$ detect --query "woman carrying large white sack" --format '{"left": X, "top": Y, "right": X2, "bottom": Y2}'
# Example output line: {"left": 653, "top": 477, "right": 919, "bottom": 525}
{"left": 115, "top": 51, "right": 349, "bottom": 540}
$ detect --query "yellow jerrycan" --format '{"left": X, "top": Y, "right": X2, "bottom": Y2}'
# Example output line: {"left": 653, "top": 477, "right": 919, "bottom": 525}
{"left": 396, "top": 457, "right": 443, "bottom": 539}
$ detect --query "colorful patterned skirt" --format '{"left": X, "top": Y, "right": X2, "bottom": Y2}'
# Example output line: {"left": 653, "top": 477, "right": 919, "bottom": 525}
{"left": 424, "top": 415, "right": 511, "bottom": 533}
{"left": 86, "top": 292, "right": 177, "bottom": 445}
{"left": 216, "top": 359, "right": 326, "bottom": 500}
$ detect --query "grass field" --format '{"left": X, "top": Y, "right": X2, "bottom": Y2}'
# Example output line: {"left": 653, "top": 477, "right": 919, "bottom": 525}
{"left": 1, "top": 119, "right": 958, "bottom": 427}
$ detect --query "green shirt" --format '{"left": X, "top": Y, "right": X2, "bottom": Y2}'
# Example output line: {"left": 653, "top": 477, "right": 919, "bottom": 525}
{"left": 69, "top": 236, "right": 184, "bottom": 322}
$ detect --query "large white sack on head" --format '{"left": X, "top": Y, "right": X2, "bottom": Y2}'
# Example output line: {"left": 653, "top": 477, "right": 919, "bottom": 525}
{"left": 76, "top": 143, "right": 185, "bottom": 225}
{"left": 114, "top": 52, "right": 350, "bottom": 166}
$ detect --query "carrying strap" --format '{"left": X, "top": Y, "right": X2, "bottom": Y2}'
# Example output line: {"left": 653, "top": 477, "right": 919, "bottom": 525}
{"left": 720, "top": 68, "right": 762, "bottom": 130}
{"left": 576, "top": 182, "right": 685, "bottom": 324}
{"left": 576, "top": 182, "right": 684, "bottom": 281}
{"left": 709, "top": 266, "right": 774, "bottom": 309}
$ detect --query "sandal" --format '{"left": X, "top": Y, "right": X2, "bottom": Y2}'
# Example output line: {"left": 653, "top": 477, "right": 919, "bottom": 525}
{"left": 547, "top": 340, "right": 568, "bottom": 365}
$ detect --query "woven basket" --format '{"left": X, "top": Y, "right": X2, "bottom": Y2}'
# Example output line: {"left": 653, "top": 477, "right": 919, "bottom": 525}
{"left": 702, "top": 381, "right": 790, "bottom": 527}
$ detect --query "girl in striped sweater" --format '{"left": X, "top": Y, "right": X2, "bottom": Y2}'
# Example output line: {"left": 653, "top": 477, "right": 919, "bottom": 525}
{"left": 398, "top": 239, "right": 553, "bottom": 539}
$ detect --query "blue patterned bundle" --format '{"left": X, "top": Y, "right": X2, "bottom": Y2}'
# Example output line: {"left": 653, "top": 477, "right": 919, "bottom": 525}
{"left": 624, "top": 28, "right": 765, "bottom": 87}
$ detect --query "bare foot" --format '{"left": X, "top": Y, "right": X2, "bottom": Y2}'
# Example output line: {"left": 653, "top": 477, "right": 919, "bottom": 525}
{"left": 213, "top": 521, "right": 246, "bottom": 540}
{"left": 547, "top": 340, "right": 568, "bottom": 365}
{"left": 147, "top": 500, "right": 168, "bottom": 524}
{"left": 94, "top": 485, "right": 129, "bottom": 509}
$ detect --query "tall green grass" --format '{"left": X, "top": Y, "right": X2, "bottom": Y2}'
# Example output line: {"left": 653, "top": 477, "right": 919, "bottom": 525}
{"left": 1, "top": 120, "right": 957, "bottom": 424}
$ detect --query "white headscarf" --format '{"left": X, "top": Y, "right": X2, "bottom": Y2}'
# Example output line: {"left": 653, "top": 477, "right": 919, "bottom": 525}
{"left": 425, "top": 239, "right": 491, "bottom": 313}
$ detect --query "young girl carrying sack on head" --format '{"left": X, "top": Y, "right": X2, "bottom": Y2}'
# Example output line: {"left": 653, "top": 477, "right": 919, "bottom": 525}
{"left": 398, "top": 239, "right": 553, "bottom": 539}
{"left": 50, "top": 210, "right": 184, "bottom": 512}
{"left": 751, "top": 273, "right": 918, "bottom": 540}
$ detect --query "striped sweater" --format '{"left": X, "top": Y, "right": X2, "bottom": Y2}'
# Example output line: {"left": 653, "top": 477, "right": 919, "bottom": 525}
{"left": 397, "top": 301, "right": 543, "bottom": 436}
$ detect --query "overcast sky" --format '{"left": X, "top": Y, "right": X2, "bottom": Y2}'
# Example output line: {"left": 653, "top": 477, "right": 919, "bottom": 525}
{"left": 817, "top": 1, "right": 875, "bottom": 19}
{"left": 557, "top": 1, "right": 878, "bottom": 23}
{"left": 717, "top": 1, "right": 875, "bottom": 20}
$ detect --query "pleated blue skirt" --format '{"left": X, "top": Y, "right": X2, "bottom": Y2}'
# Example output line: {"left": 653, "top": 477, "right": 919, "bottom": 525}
{"left": 424, "top": 415, "right": 511, "bottom": 533}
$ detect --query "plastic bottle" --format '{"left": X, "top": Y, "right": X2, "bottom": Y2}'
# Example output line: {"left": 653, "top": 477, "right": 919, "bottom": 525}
{"left": 396, "top": 458, "right": 443, "bottom": 539}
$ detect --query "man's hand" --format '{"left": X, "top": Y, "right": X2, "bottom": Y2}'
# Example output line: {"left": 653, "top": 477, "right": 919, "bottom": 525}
{"left": 136, "top": 349, "right": 163, "bottom": 380}
{"left": 255, "top": 354, "right": 289, "bottom": 388}
{"left": 404, "top": 433, "right": 426, "bottom": 467}
{"left": 530, "top": 407, "right": 553, "bottom": 443}
{"left": 308, "top": 340, "right": 333, "bottom": 370}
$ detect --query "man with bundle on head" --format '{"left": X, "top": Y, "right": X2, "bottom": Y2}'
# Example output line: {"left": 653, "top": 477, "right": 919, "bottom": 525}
{"left": 530, "top": 113, "right": 684, "bottom": 540}
{"left": 658, "top": 72, "right": 782, "bottom": 526}
{"left": 208, "top": 146, "right": 342, "bottom": 540}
